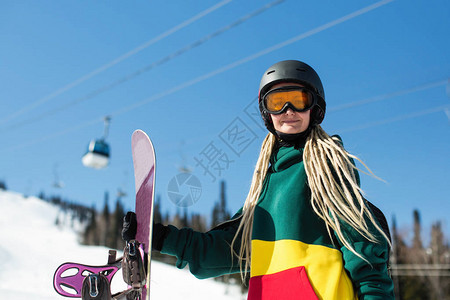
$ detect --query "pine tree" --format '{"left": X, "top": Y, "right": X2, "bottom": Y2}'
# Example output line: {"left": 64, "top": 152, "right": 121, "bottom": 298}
{"left": 171, "top": 208, "right": 184, "bottom": 228}
{"left": 413, "top": 210, "right": 423, "bottom": 251}
{"left": 211, "top": 180, "right": 231, "bottom": 227}
{"left": 38, "top": 191, "right": 46, "bottom": 201}
{"left": 391, "top": 215, "right": 402, "bottom": 298}
{"left": 393, "top": 210, "right": 437, "bottom": 299}
{"left": 190, "top": 213, "right": 207, "bottom": 232}
{"left": 428, "top": 221, "right": 448, "bottom": 299}
{"left": 182, "top": 208, "right": 189, "bottom": 228}
{"left": 211, "top": 180, "right": 233, "bottom": 285}
{"left": 153, "top": 195, "right": 163, "bottom": 224}
{"left": 101, "top": 191, "right": 111, "bottom": 247}
{"left": 83, "top": 207, "right": 99, "bottom": 245}
{"left": 109, "top": 198, "right": 125, "bottom": 249}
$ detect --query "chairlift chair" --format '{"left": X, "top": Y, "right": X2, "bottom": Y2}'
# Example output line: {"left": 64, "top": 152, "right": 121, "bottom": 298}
{"left": 82, "top": 139, "right": 110, "bottom": 169}
{"left": 82, "top": 116, "right": 111, "bottom": 169}
{"left": 52, "top": 163, "right": 65, "bottom": 188}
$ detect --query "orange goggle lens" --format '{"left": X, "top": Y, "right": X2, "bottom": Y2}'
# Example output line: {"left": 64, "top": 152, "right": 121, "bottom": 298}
{"left": 263, "top": 88, "right": 315, "bottom": 114}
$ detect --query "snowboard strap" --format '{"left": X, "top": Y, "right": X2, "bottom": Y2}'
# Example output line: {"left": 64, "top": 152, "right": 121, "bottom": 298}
{"left": 122, "top": 240, "right": 147, "bottom": 289}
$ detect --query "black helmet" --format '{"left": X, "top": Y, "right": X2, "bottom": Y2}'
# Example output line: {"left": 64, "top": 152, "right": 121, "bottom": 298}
{"left": 258, "top": 60, "right": 326, "bottom": 132}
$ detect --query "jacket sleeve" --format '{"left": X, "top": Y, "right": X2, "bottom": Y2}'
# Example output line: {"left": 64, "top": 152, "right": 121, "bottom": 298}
{"left": 160, "top": 212, "right": 243, "bottom": 279}
{"left": 336, "top": 218, "right": 394, "bottom": 300}
{"left": 332, "top": 135, "right": 394, "bottom": 299}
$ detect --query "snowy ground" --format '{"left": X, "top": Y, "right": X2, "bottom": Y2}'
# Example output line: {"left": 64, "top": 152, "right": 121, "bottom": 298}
{"left": 0, "top": 190, "right": 246, "bottom": 299}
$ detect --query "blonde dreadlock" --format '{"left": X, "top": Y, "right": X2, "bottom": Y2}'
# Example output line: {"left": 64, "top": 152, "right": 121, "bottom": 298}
{"left": 231, "top": 125, "right": 390, "bottom": 281}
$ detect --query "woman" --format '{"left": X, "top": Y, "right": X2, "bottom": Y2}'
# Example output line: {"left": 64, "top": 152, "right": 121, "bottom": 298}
{"left": 123, "top": 60, "right": 395, "bottom": 299}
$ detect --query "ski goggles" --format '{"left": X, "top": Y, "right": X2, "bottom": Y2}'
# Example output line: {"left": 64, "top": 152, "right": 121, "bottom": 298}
{"left": 261, "top": 86, "right": 316, "bottom": 114}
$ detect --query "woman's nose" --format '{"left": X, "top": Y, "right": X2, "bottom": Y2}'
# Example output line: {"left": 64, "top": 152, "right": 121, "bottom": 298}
{"left": 284, "top": 107, "right": 295, "bottom": 114}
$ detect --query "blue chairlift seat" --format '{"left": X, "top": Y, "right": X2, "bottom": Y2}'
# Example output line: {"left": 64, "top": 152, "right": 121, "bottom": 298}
{"left": 82, "top": 139, "right": 110, "bottom": 169}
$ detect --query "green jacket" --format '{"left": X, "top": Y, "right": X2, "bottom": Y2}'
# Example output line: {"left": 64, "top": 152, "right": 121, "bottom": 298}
{"left": 161, "top": 142, "right": 394, "bottom": 300}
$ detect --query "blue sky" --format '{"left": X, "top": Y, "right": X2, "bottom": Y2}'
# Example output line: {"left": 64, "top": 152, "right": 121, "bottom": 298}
{"left": 1, "top": 0, "right": 449, "bottom": 242}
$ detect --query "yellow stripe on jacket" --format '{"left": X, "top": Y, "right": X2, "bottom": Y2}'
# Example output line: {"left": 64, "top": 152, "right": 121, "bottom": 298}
{"left": 251, "top": 239, "right": 357, "bottom": 300}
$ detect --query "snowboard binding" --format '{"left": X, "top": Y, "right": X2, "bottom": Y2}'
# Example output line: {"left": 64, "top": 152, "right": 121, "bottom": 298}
{"left": 54, "top": 247, "right": 147, "bottom": 300}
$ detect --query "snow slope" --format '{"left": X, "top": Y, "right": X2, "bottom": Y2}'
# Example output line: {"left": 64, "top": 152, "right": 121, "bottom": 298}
{"left": 0, "top": 190, "right": 246, "bottom": 299}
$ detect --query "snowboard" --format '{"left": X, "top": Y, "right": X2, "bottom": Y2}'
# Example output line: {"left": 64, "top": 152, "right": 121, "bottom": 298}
{"left": 131, "top": 129, "right": 156, "bottom": 300}
{"left": 53, "top": 129, "right": 156, "bottom": 299}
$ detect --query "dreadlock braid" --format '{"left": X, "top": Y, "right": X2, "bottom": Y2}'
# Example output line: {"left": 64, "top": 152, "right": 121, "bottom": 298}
{"left": 304, "top": 126, "right": 391, "bottom": 259}
{"left": 230, "top": 133, "right": 276, "bottom": 280}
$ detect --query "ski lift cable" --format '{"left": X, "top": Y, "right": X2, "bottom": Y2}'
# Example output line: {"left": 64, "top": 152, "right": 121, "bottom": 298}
{"left": 445, "top": 109, "right": 450, "bottom": 121}
{"left": 328, "top": 79, "right": 449, "bottom": 113}
{"left": 0, "top": 0, "right": 233, "bottom": 126}
{"left": 103, "top": 116, "right": 111, "bottom": 140}
{"left": 6, "top": 0, "right": 396, "bottom": 152}
{"left": 447, "top": 78, "right": 450, "bottom": 98}
{"left": 1, "top": 0, "right": 284, "bottom": 134}
{"left": 6, "top": 117, "right": 103, "bottom": 152}
{"left": 338, "top": 103, "right": 450, "bottom": 133}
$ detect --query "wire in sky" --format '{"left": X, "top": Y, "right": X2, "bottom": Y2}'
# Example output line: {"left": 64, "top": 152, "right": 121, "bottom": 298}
{"left": 5, "top": 117, "right": 104, "bottom": 152}
{"left": 338, "top": 104, "right": 450, "bottom": 133}
{"left": 328, "top": 79, "right": 449, "bottom": 112}
{"left": 5, "top": 0, "right": 395, "bottom": 151}
{"left": 0, "top": 0, "right": 233, "bottom": 126}
{"left": 446, "top": 79, "right": 450, "bottom": 98}
{"left": 2, "top": 0, "right": 285, "bottom": 133}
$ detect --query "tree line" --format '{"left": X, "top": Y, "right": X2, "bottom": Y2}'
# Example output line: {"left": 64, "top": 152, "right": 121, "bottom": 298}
{"left": 391, "top": 210, "right": 449, "bottom": 299}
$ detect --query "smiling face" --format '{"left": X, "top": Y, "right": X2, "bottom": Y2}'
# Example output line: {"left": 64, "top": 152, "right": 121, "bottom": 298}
{"left": 268, "top": 82, "right": 311, "bottom": 134}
